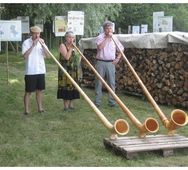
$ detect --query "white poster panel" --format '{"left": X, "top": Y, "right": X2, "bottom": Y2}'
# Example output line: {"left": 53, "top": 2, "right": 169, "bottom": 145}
{"left": 158, "top": 16, "right": 173, "bottom": 32}
{"left": 128, "top": 25, "right": 132, "bottom": 34}
{"left": 68, "top": 11, "right": 84, "bottom": 35}
{"left": 153, "top": 11, "right": 164, "bottom": 32}
{"left": 34, "top": 18, "right": 44, "bottom": 32}
{"left": 132, "top": 26, "right": 140, "bottom": 34}
{"left": 0, "top": 20, "right": 22, "bottom": 41}
{"left": 17, "top": 16, "right": 30, "bottom": 34}
{"left": 141, "top": 24, "right": 148, "bottom": 33}
{"left": 54, "top": 16, "right": 67, "bottom": 37}
{"left": 53, "top": 20, "right": 55, "bottom": 33}
{"left": 112, "top": 22, "right": 115, "bottom": 33}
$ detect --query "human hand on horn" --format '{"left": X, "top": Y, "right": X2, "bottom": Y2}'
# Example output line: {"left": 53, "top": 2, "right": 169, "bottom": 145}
{"left": 38, "top": 38, "right": 46, "bottom": 49}
{"left": 39, "top": 38, "right": 45, "bottom": 44}
{"left": 105, "top": 32, "right": 113, "bottom": 39}
{"left": 38, "top": 38, "right": 46, "bottom": 47}
{"left": 37, "top": 38, "right": 45, "bottom": 47}
{"left": 32, "top": 38, "right": 39, "bottom": 46}
{"left": 38, "top": 38, "right": 49, "bottom": 57}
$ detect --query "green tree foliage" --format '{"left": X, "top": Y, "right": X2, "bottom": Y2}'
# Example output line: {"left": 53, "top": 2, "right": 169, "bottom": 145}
{"left": 117, "top": 3, "right": 188, "bottom": 33}
{"left": 1, "top": 3, "right": 122, "bottom": 37}
{"left": 1, "top": 3, "right": 188, "bottom": 36}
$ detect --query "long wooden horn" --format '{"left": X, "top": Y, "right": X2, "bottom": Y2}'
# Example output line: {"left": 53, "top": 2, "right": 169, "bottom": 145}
{"left": 39, "top": 40, "right": 129, "bottom": 138}
{"left": 73, "top": 44, "right": 159, "bottom": 138}
{"left": 111, "top": 36, "right": 188, "bottom": 135}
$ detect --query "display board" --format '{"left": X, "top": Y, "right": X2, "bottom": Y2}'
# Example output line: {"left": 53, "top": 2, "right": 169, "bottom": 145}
{"left": 141, "top": 24, "right": 148, "bottom": 33}
{"left": 153, "top": 11, "right": 164, "bottom": 32}
{"left": 54, "top": 16, "right": 67, "bottom": 37}
{"left": 132, "top": 26, "right": 140, "bottom": 34}
{"left": 17, "top": 16, "right": 30, "bottom": 34}
{"left": 34, "top": 18, "right": 44, "bottom": 32}
{"left": 0, "top": 20, "right": 22, "bottom": 41}
{"left": 158, "top": 16, "right": 173, "bottom": 32}
{"left": 67, "top": 11, "right": 84, "bottom": 35}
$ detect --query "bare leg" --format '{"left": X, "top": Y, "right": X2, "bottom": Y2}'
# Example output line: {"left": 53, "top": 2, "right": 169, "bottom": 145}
{"left": 24, "top": 92, "right": 32, "bottom": 114}
{"left": 36, "top": 90, "right": 44, "bottom": 112}
{"left": 69, "top": 100, "right": 74, "bottom": 109}
{"left": 64, "top": 100, "right": 70, "bottom": 110}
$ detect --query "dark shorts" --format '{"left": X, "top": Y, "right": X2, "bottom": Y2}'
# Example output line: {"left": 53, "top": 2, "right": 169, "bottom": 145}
{"left": 25, "top": 74, "right": 45, "bottom": 92}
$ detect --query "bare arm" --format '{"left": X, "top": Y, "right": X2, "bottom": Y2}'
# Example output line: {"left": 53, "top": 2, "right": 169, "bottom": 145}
{"left": 23, "top": 39, "right": 38, "bottom": 59}
{"left": 59, "top": 44, "right": 73, "bottom": 60}
{"left": 23, "top": 44, "right": 34, "bottom": 59}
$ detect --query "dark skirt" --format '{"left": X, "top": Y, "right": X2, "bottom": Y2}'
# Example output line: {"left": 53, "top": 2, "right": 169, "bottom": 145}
{"left": 57, "top": 88, "right": 80, "bottom": 100}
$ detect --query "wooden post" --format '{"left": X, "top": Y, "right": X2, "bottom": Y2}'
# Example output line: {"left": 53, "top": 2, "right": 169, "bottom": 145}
{"left": 118, "top": 27, "right": 122, "bottom": 34}
{"left": 75, "top": 35, "right": 77, "bottom": 46}
{"left": 45, "top": 28, "right": 47, "bottom": 45}
{"left": 9, "top": 41, "right": 16, "bottom": 51}
{"left": 6, "top": 41, "right": 9, "bottom": 84}
{"left": 16, "top": 42, "right": 18, "bottom": 54}
{"left": 60, "top": 36, "right": 62, "bottom": 44}
{"left": 49, "top": 30, "right": 52, "bottom": 50}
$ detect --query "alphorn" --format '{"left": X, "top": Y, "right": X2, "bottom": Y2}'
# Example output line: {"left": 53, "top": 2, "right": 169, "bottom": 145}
{"left": 73, "top": 44, "right": 159, "bottom": 138}
{"left": 39, "top": 40, "right": 129, "bottom": 138}
{"left": 112, "top": 36, "right": 188, "bottom": 135}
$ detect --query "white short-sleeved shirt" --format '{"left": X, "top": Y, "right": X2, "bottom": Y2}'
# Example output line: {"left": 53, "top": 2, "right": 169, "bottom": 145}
{"left": 22, "top": 37, "right": 46, "bottom": 75}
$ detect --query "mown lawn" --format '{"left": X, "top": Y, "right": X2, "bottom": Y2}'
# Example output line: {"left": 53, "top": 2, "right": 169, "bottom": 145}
{"left": 0, "top": 51, "right": 188, "bottom": 166}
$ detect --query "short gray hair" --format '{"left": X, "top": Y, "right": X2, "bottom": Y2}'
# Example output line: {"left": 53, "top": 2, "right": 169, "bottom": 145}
{"left": 103, "top": 21, "right": 113, "bottom": 29}
{"left": 65, "top": 31, "right": 75, "bottom": 37}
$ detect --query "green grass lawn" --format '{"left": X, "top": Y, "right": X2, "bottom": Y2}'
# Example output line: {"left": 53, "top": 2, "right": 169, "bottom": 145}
{"left": 0, "top": 51, "right": 188, "bottom": 166}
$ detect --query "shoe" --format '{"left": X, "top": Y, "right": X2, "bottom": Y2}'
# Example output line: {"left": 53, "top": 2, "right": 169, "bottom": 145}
{"left": 63, "top": 108, "right": 69, "bottom": 111}
{"left": 95, "top": 104, "right": 100, "bottom": 108}
{"left": 108, "top": 103, "right": 116, "bottom": 107}
{"left": 23, "top": 112, "right": 29, "bottom": 115}
{"left": 38, "top": 109, "right": 45, "bottom": 113}
{"left": 94, "top": 102, "right": 100, "bottom": 108}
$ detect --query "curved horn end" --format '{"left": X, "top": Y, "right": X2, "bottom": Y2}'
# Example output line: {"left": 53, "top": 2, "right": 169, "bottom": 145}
{"left": 114, "top": 119, "right": 129, "bottom": 136}
{"left": 145, "top": 117, "right": 160, "bottom": 133}
{"left": 139, "top": 118, "right": 159, "bottom": 138}
{"left": 167, "top": 109, "right": 188, "bottom": 131}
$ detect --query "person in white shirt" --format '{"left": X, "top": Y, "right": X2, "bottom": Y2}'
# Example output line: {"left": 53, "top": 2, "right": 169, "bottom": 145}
{"left": 22, "top": 25, "right": 48, "bottom": 115}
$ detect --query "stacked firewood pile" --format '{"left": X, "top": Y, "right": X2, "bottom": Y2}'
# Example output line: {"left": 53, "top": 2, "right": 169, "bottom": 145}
{"left": 81, "top": 43, "right": 188, "bottom": 108}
